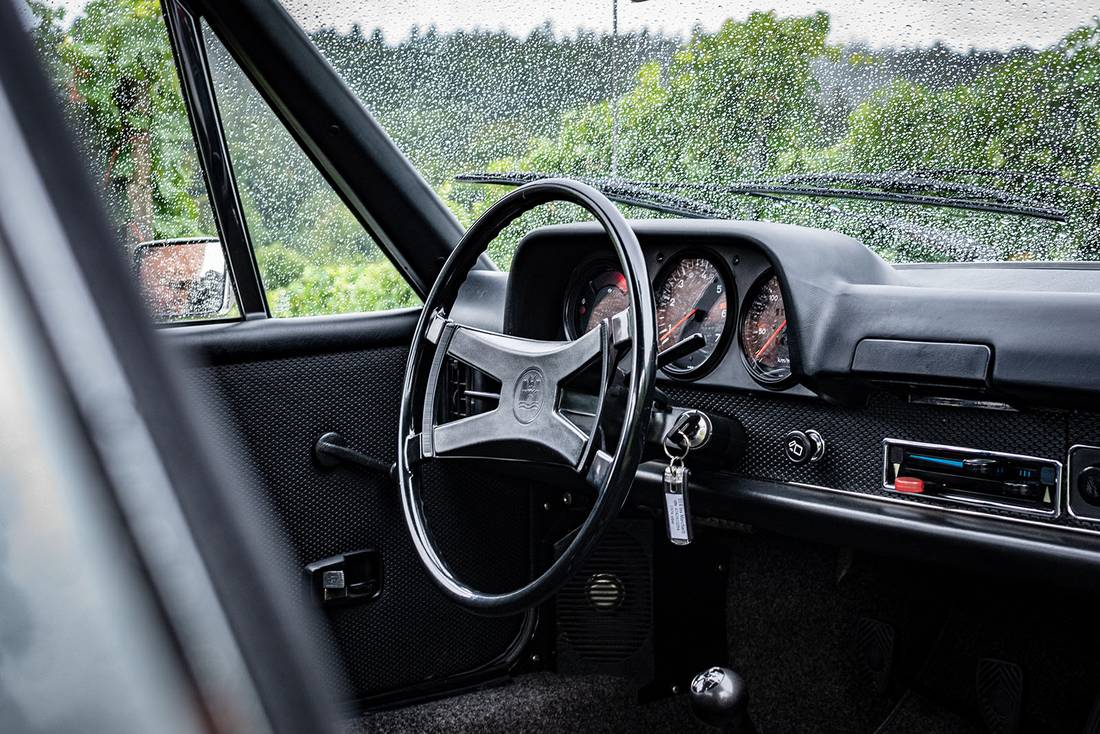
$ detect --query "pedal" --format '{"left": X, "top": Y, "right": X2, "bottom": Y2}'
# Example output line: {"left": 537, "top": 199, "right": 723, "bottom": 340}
{"left": 854, "top": 616, "right": 895, "bottom": 695}
{"left": 976, "top": 658, "right": 1023, "bottom": 734}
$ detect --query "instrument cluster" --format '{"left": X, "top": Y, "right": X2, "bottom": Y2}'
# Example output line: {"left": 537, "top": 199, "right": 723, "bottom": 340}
{"left": 563, "top": 251, "right": 792, "bottom": 385}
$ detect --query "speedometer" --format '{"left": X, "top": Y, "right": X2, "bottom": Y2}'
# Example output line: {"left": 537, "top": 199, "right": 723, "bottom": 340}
{"left": 654, "top": 253, "right": 734, "bottom": 377}
{"left": 740, "top": 272, "right": 792, "bottom": 384}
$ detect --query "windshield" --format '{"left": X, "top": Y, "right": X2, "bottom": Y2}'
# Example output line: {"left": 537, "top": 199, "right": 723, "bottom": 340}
{"left": 279, "top": 0, "right": 1099, "bottom": 267}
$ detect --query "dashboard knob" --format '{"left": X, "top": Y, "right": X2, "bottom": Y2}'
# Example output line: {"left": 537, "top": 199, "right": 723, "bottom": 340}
{"left": 784, "top": 429, "right": 825, "bottom": 465}
{"left": 1078, "top": 466, "right": 1100, "bottom": 505}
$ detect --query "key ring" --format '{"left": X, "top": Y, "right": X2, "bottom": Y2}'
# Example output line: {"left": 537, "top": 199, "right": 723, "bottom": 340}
{"left": 664, "top": 430, "right": 690, "bottom": 463}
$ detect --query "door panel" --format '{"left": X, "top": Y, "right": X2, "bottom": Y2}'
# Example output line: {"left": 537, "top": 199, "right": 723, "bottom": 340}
{"left": 172, "top": 310, "right": 533, "bottom": 702}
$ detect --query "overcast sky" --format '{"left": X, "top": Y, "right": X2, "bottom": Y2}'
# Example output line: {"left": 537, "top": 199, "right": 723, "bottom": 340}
{"left": 52, "top": 0, "right": 1098, "bottom": 51}
{"left": 279, "top": 0, "right": 1097, "bottom": 51}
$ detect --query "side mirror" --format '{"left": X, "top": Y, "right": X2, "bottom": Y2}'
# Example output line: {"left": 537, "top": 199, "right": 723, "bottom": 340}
{"left": 134, "top": 238, "right": 233, "bottom": 321}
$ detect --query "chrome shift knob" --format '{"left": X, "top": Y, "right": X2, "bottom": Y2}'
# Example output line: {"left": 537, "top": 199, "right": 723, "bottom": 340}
{"left": 689, "top": 666, "right": 753, "bottom": 733}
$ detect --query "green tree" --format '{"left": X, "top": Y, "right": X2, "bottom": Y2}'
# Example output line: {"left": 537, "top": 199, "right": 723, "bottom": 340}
{"left": 505, "top": 11, "right": 835, "bottom": 183}
{"left": 31, "top": 0, "right": 211, "bottom": 245}
{"left": 841, "top": 21, "right": 1100, "bottom": 176}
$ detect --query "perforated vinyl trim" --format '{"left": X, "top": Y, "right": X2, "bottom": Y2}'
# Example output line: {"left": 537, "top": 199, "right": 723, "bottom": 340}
{"left": 1070, "top": 414, "right": 1100, "bottom": 452}
{"left": 665, "top": 386, "right": 1100, "bottom": 533}
{"left": 187, "top": 346, "right": 531, "bottom": 699}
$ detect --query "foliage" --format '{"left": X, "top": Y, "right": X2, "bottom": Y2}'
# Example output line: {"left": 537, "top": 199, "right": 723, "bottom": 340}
{"left": 25, "top": 1, "right": 1100, "bottom": 318}
{"left": 266, "top": 259, "right": 418, "bottom": 317}
{"left": 503, "top": 12, "right": 834, "bottom": 182}
{"left": 32, "top": 0, "right": 213, "bottom": 243}
{"left": 255, "top": 244, "right": 307, "bottom": 290}
{"left": 487, "top": 13, "right": 1100, "bottom": 263}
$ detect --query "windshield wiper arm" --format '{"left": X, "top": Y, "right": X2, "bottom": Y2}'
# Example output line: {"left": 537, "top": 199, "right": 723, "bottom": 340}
{"left": 633, "top": 178, "right": 1067, "bottom": 223}
{"left": 454, "top": 172, "right": 739, "bottom": 220}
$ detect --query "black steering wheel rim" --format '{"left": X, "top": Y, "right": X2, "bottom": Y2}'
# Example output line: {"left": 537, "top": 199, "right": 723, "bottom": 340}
{"left": 396, "top": 178, "right": 657, "bottom": 617}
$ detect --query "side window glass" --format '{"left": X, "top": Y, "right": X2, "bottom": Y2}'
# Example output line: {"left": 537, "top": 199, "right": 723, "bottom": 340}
{"left": 25, "top": 0, "right": 236, "bottom": 323}
{"left": 203, "top": 26, "right": 419, "bottom": 317}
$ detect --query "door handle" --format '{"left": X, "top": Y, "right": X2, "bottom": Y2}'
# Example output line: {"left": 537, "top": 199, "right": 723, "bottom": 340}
{"left": 314, "top": 432, "right": 395, "bottom": 480}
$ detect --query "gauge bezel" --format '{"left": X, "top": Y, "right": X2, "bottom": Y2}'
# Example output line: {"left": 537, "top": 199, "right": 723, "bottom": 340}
{"left": 653, "top": 249, "right": 736, "bottom": 380}
{"left": 562, "top": 255, "right": 626, "bottom": 340}
{"left": 739, "top": 269, "right": 796, "bottom": 388}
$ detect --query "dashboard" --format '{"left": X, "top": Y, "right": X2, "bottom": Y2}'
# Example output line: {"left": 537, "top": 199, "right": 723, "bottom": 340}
{"left": 452, "top": 218, "right": 1100, "bottom": 585}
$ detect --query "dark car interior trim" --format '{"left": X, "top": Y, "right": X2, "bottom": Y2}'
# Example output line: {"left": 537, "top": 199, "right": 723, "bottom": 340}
{"left": 634, "top": 469, "right": 1100, "bottom": 594}
{"left": 169, "top": 307, "right": 421, "bottom": 364}
{"left": 668, "top": 470, "right": 1100, "bottom": 589}
{"left": 511, "top": 219, "right": 1100, "bottom": 410}
{"left": 0, "top": 4, "right": 334, "bottom": 729}
{"left": 851, "top": 339, "right": 992, "bottom": 386}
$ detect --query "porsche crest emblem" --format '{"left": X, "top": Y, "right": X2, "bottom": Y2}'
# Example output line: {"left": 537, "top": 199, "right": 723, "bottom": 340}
{"left": 513, "top": 367, "right": 545, "bottom": 424}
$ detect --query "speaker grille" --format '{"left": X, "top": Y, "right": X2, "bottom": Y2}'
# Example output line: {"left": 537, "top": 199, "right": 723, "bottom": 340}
{"left": 586, "top": 573, "right": 626, "bottom": 611}
{"left": 556, "top": 520, "right": 653, "bottom": 674}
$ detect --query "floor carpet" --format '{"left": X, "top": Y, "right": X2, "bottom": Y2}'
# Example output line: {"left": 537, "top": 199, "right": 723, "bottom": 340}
{"left": 348, "top": 673, "right": 706, "bottom": 734}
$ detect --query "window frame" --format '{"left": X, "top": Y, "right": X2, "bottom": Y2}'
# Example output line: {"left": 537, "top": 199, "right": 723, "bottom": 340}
{"left": 161, "top": 0, "right": 488, "bottom": 326}
{"left": 163, "top": 0, "right": 269, "bottom": 319}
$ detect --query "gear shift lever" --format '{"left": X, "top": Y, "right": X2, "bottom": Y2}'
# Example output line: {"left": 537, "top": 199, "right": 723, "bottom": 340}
{"left": 689, "top": 666, "right": 755, "bottom": 733}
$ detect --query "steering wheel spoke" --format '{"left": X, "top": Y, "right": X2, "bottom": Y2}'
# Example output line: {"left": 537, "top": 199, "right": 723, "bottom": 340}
{"left": 584, "top": 449, "right": 615, "bottom": 491}
{"left": 609, "top": 308, "right": 632, "bottom": 350}
{"left": 424, "top": 319, "right": 607, "bottom": 468}
{"left": 444, "top": 320, "right": 577, "bottom": 382}
{"left": 428, "top": 393, "right": 591, "bottom": 467}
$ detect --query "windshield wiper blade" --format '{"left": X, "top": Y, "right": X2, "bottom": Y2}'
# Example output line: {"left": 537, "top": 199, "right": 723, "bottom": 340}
{"left": 632, "top": 178, "right": 1068, "bottom": 223}
{"left": 461, "top": 170, "right": 1071, "bottom": 221}
{"left": 455, "top": 171, "right": 739, "bottom": 220}
{"left": 756, "top": 171, "right": 1052, "bottom": 209}
{"left": 746, "top": 190, "right": 1000, "bottom": 261}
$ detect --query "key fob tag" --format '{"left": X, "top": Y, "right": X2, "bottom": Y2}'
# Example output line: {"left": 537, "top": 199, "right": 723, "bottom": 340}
{"left": 663, "top": 460, "right": 693, "bottom": 546}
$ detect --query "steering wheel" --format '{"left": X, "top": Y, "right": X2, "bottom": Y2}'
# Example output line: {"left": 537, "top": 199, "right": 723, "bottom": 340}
{"left": 397, "top": 179, "right": 657, "bottom": 617}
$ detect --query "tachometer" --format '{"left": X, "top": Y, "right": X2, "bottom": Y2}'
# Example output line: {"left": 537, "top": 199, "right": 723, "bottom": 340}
{"left": 654, "top": 253, "right": 733, "bottom": 377}
{"left": 565, "top": 262, "right": 629, "bottom": 337}
{"left": 740, "top": 272, "right": 792, "bottom": 384}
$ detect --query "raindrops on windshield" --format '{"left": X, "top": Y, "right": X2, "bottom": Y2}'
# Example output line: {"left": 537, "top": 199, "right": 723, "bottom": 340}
{"left": 24, "top": 0, "right": 1100, "bottom": 314}
{"left": 282, "top": 0, "right": 1100, "bottom": 266}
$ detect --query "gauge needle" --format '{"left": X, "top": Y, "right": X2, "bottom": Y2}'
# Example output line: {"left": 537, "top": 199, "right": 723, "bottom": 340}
{"left": 753, "top": 319, "right": 787, "bottom": 360}
{"left": 660, "top": 308, "right": 699, "bottom": 344}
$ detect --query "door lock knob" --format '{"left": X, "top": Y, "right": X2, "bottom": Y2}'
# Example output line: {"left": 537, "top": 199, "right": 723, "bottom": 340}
{"left": 784, "top": 429, "right": 825, "bottom": 465}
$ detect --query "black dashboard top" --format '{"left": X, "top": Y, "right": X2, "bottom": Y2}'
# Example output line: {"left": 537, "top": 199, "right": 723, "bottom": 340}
{"left": 502, "top": 218, "right": 1100, "bottom": 410}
